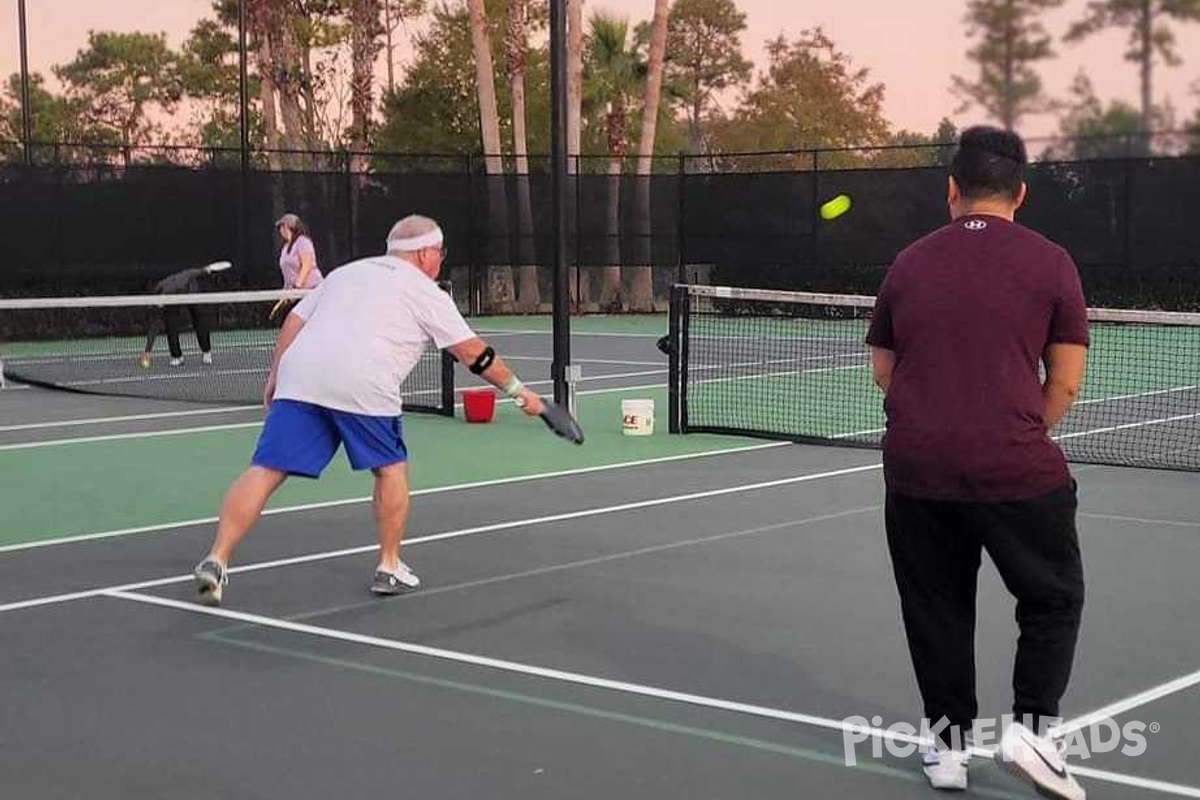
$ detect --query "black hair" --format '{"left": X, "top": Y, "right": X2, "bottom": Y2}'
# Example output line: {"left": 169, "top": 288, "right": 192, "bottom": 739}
{"left": 949, "top": 126, "right": 1027, "bottom": 201}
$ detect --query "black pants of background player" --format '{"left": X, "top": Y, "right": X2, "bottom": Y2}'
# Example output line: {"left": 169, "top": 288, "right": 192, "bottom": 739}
{"left": 885, "top": 482, "right": 1085, "bottom": 750}
{"left": 145, "top": 305, "right": 212, "bottom": 358}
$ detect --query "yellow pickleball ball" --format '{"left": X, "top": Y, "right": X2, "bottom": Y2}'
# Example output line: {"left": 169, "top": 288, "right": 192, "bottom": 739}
{"left": 820, "top": 193, "right": 852, "bottom": 220}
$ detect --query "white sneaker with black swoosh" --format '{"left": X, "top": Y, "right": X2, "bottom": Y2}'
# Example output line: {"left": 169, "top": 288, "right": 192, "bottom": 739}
{"left": 997, "top": 722, "right": 1086, "bottom": 800}
{"left": 921, "top": 748, "right": 970, "bottom": 791}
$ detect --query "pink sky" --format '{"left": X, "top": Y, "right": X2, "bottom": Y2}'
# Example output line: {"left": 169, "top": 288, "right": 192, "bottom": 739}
{"left": 3, "top": 0, "right": 1199, "bottom": 141}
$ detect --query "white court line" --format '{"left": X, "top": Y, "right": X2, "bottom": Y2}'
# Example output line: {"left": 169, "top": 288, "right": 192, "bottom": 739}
{"left": 0, "top": 405, "right": 259, "bottom": 433}
{"left": 503, "top": 355, "right": 665, "bottom": 367}
{"left": 836, "top": 412, "right": 1200, "bottom": 450}
{"left": 487, "top": 368, "right": 664, "bottom": 388}
{"left": 0, "top": 421, "right": 264, "bottom": 451}
{"left": 107, "top": 588, "right": 922, "bottom": 738}
{"left": 0, "top": 441, "right": 793, "bottom": 554}
{"left": 765, "top": 394, "right": 1200, "bottom": 447}
{"left": 9, "top": 343, "right": 273, "bottom": 366}
{"left": 1055, "top": 412, "right": 1200, "bottom": 441}
{"left": 475, "top": 329, "right": 659, "bottom": 339}
{"left": 58, "top": 366, "right": 268, "bottom": 388}
{"left": 0, "top": 460, "right": 878, "bottom": 609}
{"left": 1053, "top": 668, "right": 1200, "bottom": 738}
{"left": 1077, "top": 384, "right": 1200, "bottom": 406}
{"left": 1080, "top": 512, "right": 1200, "bottom": 529}
{"left": 295, "top": 509, "right": 881, "bottom": 613}
{"left": 1067, "top": 767, "right": 1200, "bottom": 799}
{"left": 103, "top": 589, "right": 1200, "bottom": 798}
{"left": 0, "top": 377, "right": 675, "bottom": 451}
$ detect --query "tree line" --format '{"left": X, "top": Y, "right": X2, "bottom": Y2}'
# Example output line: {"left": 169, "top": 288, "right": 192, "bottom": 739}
{"left": 1, "top": 0, "right": 1198, "bottom": 310}
{"left": 6, "top": 0, "right": 1198, "bottom": 166}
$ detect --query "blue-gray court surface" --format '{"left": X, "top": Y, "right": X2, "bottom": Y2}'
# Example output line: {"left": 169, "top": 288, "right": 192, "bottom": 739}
{"left": 1, "top": 317, "right": 1198, "bottom": 799}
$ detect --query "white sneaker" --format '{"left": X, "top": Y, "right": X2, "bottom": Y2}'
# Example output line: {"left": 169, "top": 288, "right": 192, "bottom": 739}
{"left": 370, "top": 560, "right": 421, "bottom": 595}
{"left": 998, "top": 722, "right": 1086, "bottom": 800}
{"left": 202, "top": 352, "right": 213, "bottom": 364}
{"left": 922, "top": 749, "right": 970, "bottom": 791}
{"left": 170, "top": 357, "right": 184, "bottom": 367}
{"left": 193, "top": 559, "right": 228, "bottom": 607}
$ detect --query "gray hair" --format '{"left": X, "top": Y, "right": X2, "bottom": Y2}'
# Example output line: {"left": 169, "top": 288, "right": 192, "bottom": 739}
{"left": 387, "top": 215, "right": 443, "bottom": 253}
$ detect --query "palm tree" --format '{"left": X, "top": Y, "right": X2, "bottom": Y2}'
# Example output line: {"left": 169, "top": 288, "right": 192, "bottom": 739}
{"left": 506, "top": 0, "right": 539, "bottom": 312}
{"left": 467, "top": 0, "right": 514, "bottom": 311}
{"left": 585, "top": 13, "right": 643, "bottom": 312}
{"left": 630, "top": 0, "right": 670, "bottom": 312}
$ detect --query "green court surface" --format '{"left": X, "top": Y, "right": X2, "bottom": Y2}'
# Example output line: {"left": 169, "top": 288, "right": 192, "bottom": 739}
{"left": 0, "top": 385, "right": 771, "bottom": 548}
{"left": 690, "top": 366, "right": 884, "bottom": 438}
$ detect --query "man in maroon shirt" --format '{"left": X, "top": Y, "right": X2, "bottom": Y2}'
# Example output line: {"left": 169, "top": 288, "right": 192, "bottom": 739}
{"left": 866, "top": 126, "right": 1089, "bottom": 799}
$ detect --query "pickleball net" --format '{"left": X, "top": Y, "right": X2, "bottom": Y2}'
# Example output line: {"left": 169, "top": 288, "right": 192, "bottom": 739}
{"left": 0, "top": 289, "right": 455, "bottom": 415}
{"left": 668, "top": 284, "right": 1200, "bottom": 472}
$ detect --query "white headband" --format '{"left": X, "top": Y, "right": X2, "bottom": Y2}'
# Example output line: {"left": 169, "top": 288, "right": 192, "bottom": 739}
{"left": 386, "top": 229, "right": 443, "bottom": 252}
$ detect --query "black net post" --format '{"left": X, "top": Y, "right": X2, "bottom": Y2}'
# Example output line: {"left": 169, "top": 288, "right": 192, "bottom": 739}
{"left": 667, "top": 283, "right": 695, "bottom": 435}
{"left": 439, "top": 350, "right": 456, "bottom": 417}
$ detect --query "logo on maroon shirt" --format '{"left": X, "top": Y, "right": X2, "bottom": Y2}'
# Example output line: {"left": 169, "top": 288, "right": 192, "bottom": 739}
{"left": 964, "top": 219, "right": 988, "bottom": 231}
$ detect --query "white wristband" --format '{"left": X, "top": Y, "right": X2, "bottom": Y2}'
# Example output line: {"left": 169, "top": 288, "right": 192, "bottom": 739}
{"left": 502, "top": 376, "right": 524, "bottom": 399}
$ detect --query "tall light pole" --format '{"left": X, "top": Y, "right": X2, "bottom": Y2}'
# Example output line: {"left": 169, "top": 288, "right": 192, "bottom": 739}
{"left": 549, "top": 0, "right": 571, "bottom": 408}
{"left": 18, "top": 0, "right": 33, "bottom": 165}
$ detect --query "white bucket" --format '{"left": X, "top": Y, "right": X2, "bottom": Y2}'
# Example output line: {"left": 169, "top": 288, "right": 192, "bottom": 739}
{"left": 621, "top": 398, "right": 655, "bottom": 436}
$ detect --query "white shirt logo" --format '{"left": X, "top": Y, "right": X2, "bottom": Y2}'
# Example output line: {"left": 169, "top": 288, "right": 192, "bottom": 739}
{"left": 964, "top": 219, "right": 988, "bottom": 231}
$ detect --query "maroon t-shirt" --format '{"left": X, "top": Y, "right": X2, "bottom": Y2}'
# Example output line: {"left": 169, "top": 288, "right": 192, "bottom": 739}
{"left": 865, "top": 213, "right": 1090, "bottom": 501}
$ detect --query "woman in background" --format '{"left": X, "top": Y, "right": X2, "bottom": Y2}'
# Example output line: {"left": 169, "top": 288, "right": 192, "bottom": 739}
{"left": 271, "top": 213, "right": 323, "bottom": 320}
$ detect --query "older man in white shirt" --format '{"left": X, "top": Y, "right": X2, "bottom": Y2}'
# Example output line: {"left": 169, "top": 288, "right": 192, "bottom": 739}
{"left": 193, "top": 215, "right": 548, "bottom": 605}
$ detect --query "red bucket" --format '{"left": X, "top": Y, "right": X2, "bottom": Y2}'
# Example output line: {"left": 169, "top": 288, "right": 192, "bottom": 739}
{"left": 461, "top": 389, "right": 496, "bottom": 423}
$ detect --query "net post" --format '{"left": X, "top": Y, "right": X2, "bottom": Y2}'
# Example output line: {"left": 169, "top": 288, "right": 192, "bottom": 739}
{"left": 439, "top": 350, "right": 456, "bottom": 417}
{"left": 668, "top": 283, "right": 684, "bottom": 434}
{"left": 438, "top": 279, "right": 456, "bottom": 416}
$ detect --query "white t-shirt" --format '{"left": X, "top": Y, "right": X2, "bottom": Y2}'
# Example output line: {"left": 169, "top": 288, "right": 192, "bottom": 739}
{"left": 274, "top": 256, "right": 474, "bottom": 415}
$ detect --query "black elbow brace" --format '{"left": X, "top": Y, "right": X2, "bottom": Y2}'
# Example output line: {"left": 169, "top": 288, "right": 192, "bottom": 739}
{"left": 469, "top": 346, "right": 496, "bottom": 375}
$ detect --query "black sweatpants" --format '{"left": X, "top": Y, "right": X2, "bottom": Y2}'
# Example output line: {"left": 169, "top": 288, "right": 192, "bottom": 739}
{"left": 145, "top": 305, "right": 211, "bottom": 358}
{"left": 885, "top": 482, "right": 1085, "bottom": 748}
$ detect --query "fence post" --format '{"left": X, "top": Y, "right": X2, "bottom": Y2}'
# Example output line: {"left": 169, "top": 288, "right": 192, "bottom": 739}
{"left": 344, "top": 150, "right": 355, "bottom": 262}
{"left": 676, "top": 151, "right": 686, "bottom": 285}
{"left": 466, "top": 153, "right": 479, "bottom": 316}
{"left": 574, "top": 154, "right": 583, "bottom": 309}
{"left": 1122, "top": 134, "right": 1132, "bottom": 274}
{"left": 811, "top": 148, "right": 820, "bottom": 275}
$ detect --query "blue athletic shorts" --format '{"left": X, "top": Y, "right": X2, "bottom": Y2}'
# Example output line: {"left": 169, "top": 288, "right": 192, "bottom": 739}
{"left": 251, "top": 399, "right": 407, "bottom": 478}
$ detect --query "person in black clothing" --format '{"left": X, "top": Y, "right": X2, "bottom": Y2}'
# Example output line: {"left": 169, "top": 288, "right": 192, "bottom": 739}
{"left": 140, "top": 264, "right": 222, "bottom": 368}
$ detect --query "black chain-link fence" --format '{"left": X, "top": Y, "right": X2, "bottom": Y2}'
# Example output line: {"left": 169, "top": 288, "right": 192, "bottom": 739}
{"left": 2, "top": 139, "right": 1197, "bottom": 311}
